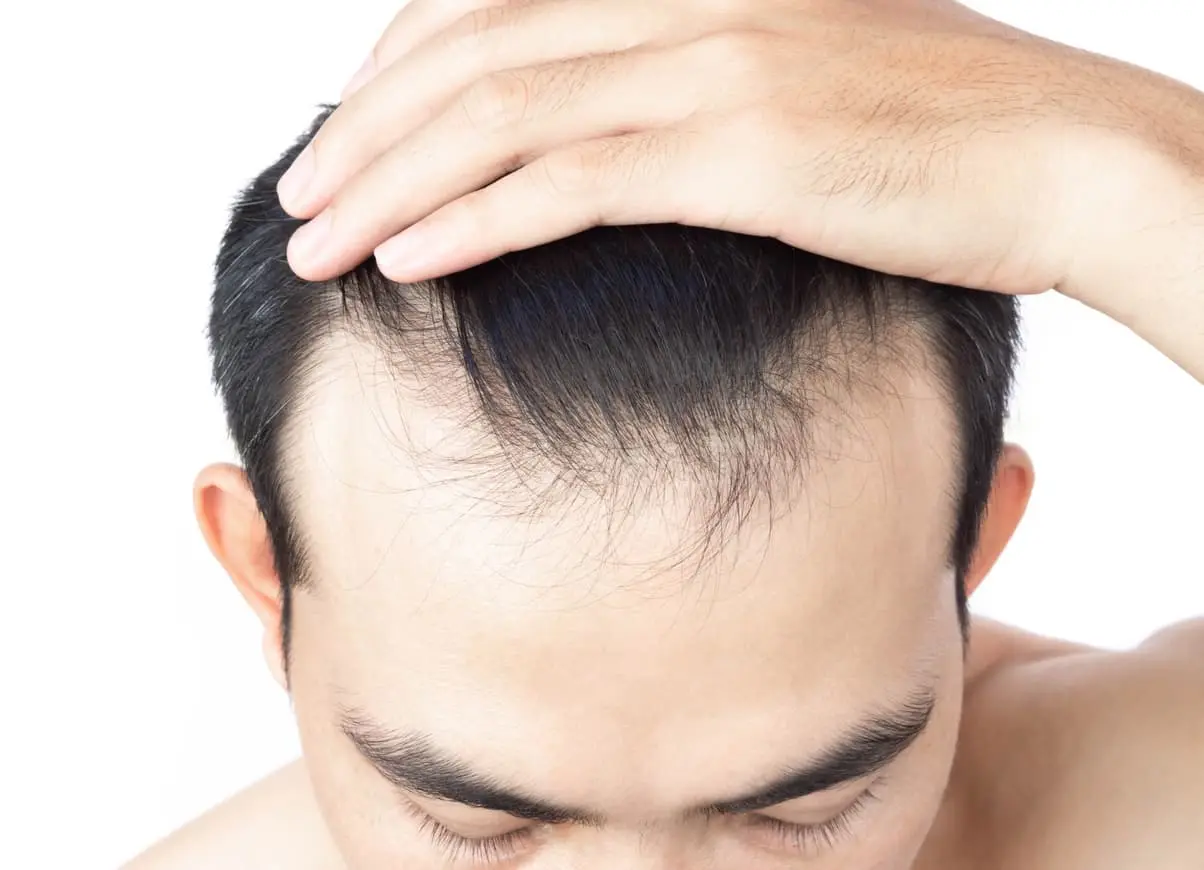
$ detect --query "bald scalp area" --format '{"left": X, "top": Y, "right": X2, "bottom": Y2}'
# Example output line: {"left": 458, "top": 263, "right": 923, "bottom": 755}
{"left": 281, "top": 317, "right": 960, "bottom": 607}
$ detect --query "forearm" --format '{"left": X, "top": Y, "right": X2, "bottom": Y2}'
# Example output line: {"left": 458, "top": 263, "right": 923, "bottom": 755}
{"left": 1055, "top": 68, "right": 1204, "bottom": 383}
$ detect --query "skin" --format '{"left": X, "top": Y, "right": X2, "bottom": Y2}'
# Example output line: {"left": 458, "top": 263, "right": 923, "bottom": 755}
{"left": 202, "top": 340, "right": 1004, "bottom": 869}
{"left": 125, "top": 0, "right": 1203, "bottom": 867}
{"left": 182, "top": 322, "right": 1040, "bottom": 870}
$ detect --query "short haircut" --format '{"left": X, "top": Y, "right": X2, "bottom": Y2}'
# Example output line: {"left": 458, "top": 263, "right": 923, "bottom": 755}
{"left": 209, "top": 105, "right": 1020, "bottom": 676}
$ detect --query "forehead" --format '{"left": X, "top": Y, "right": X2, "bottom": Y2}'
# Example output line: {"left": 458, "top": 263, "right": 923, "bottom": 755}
{"left": 284, "top": 332, "right": 960, "bottom": 805}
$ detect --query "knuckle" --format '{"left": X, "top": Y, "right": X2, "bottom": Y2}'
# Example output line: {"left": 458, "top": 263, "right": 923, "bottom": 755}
{"left": 692, "top": 30, "right": 767, "bottom": 75}
{"left": 539, "top": 144, "right": 605, "bottom": 195}
{"left": 444, "top": 1, "right": 538, "bottom": 68}
{"left": 689, "top": 29, "right": 787, "bottom": 103}
{"left": 459, "top": 70, "right": 532, "bottom": 130}
{"left": 462, "top": 4, "right": 513, "bottom": 40}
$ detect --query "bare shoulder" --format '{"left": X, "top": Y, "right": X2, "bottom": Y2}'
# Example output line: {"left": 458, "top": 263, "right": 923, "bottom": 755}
{"left": 961, "top": 617, "right": 1204, "bottom": 870}
{"left": 121, "top": 759, "right": 345, "bottom": 870}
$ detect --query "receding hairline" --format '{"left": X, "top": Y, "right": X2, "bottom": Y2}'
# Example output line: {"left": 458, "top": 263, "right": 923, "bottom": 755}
{"left": 280, "top": 275, "right": 960, "bottom": 506}
{"left": 271, "top": 304, "right": 962, "bottom": 607}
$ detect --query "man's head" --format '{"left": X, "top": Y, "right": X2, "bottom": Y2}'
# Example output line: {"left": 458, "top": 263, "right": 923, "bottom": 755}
{"left": 196, "top": 105, "right": 1033, "bottom": 868}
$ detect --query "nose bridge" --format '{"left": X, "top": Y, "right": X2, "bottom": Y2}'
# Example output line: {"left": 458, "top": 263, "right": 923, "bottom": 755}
{"left": 553, "top": 823, "right": 706, "bottom": 870}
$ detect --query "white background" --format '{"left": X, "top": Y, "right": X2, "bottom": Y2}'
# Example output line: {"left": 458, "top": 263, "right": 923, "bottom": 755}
{"left": 0, "top": 2, "right": 1200, "bottom": 868}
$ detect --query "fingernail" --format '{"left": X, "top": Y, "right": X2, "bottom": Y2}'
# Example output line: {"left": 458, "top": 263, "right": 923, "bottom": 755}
{"left": 289, "top": 209, "right": 333, "bottom": 267}
{"left": 375, "top": 226, "right": 449, "bottom": 279}
{"left": 278, "top": 146, "right": 315, "bottom": 209}
{"left": 342, "top": 54, "right": 376, "bottom": 99}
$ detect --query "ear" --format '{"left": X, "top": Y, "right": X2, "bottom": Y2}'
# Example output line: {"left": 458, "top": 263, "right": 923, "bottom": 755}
{"left": 964, "top": 444, "right": 1035, "bottom": 598}
{"left": 193, "top": 463, "right": 288, "bottom": 690}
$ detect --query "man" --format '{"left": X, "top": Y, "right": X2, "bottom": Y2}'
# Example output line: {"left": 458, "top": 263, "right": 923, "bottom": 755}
{"left": 126, "top": 0, "right": 1203, "bottom": 868}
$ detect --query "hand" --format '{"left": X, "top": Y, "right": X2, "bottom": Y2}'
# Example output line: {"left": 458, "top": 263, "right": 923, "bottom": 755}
{"left": 276, "top": 0, "right": 1159, "bottom": 297}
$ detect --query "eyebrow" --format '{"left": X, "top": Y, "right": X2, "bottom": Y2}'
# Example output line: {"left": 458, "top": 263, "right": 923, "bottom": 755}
{"left": 337, "top": 684, "right": 936, "bottom": 826}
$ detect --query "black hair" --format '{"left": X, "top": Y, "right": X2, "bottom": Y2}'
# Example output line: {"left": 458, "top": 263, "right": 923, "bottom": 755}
{"left": 210, "top": 105, "right": 1020, "bottom": 679}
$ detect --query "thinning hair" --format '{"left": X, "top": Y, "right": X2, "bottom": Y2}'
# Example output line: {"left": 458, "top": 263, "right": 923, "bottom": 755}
{"left": 209, "top": 105, "right": 1020, "bottom": 676}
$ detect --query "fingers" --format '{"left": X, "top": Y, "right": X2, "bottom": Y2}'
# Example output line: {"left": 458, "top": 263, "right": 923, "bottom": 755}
{"left": 375, "top": 131, "right": 687, "bottom": 280}
{"left": 371, "top": 125, "right": 778, "bottom": 282}
{"left": 279, "top": 0, "right": 678, "bottom": 220}
{"left": 342, "top": 0, "right": 537, "bottom": 99}
{"left": 287, "top": 48, "right": 707, "bottom": 281}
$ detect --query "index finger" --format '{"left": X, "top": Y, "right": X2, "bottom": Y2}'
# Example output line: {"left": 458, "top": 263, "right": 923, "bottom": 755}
{"left": 342, "top": 0, "right": 515, "bottom": 98}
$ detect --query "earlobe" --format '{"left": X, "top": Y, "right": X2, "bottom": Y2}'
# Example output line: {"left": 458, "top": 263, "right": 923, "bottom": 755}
{"left": 964, "top": 444, "right": 1035, "bottom": 598}
{"left": 194, "top": 463, "right": 288, "bottom": 689}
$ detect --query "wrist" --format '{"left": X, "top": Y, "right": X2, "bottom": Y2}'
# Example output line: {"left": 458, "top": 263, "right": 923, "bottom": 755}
{"left": 1055, "top": 128, "right": 1202, "bottom": 304}
{"left": 1049, "top": 80, "right": 1204, "bottom": 381}
{"left": 1048, "top": 54, "right": 1204, "bottom": 295}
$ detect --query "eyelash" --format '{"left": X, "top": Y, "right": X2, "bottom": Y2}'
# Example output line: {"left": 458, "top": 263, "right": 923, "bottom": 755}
{"left": 406, "top": 783, "right": 882, "bottom": 865}
{"left": 404, "top": 801, "right": 533, "bottom": 865}
{"left": 743, "top": 785, "right": 882, "bottom": 854}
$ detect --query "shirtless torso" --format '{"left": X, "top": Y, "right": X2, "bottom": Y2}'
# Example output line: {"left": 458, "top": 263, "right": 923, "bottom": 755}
{"left": 123, "top": 616, "right": 1204, "bottom": 870}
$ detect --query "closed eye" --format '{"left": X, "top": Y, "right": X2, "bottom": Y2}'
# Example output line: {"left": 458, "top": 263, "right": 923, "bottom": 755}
{"left": 741, "top": 784, "right": 881, "bottom": 855}
{"left": 403, "top": 799, "right": 535, "bottom": 866}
